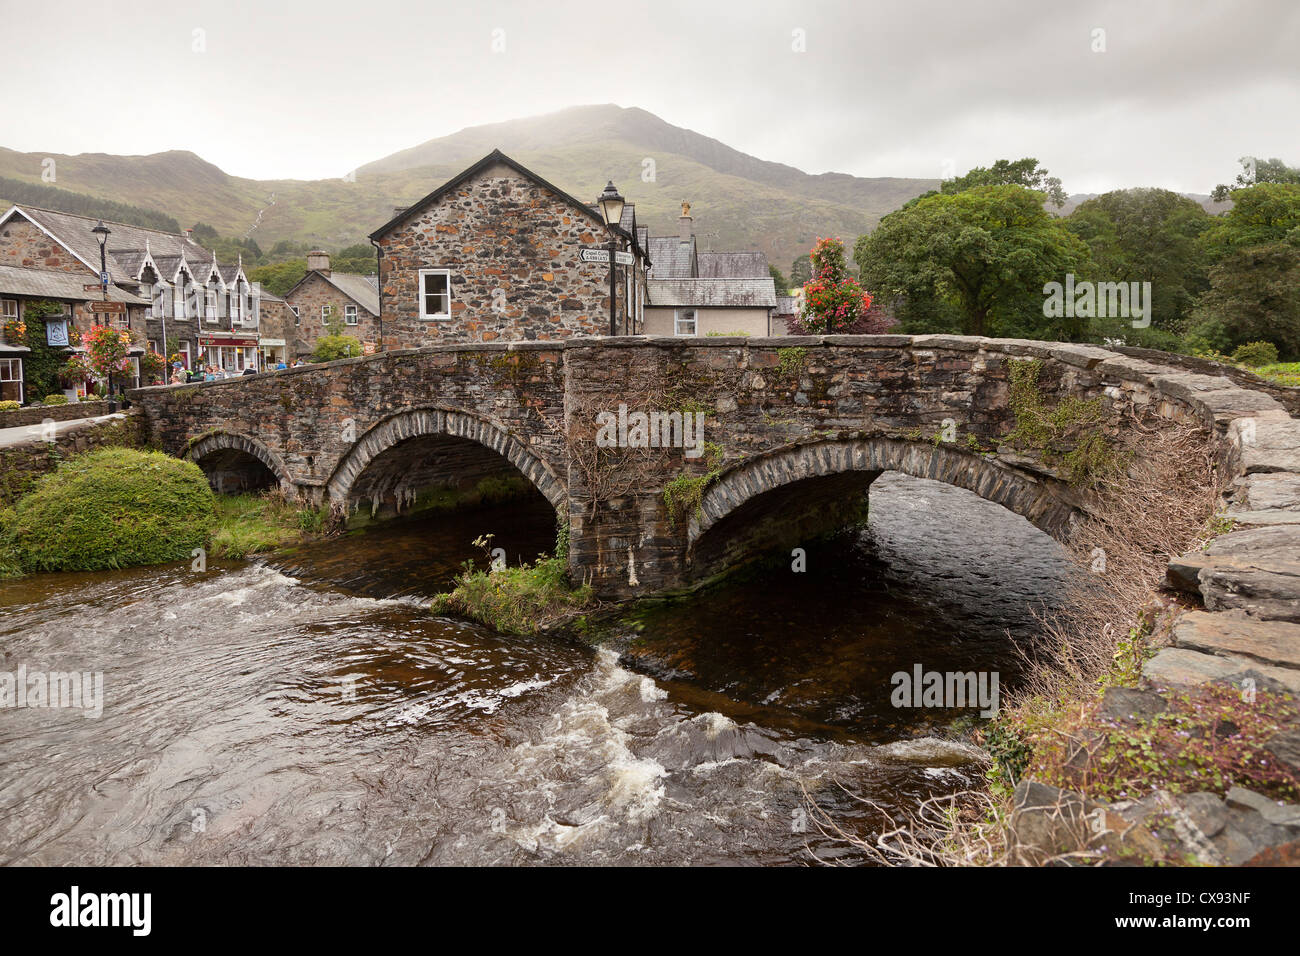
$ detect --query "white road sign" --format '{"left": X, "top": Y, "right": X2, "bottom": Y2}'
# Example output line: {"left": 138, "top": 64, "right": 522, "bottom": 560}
{"left": 580, "top": 248, "right": 634, "bottom": 266}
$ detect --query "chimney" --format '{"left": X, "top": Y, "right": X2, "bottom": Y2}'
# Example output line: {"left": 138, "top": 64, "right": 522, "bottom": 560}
{"left": 307, "top": 250, "right": 331, "bottom": 276}
{"left": 678, "top": 201, "right": 693, "bottom": 243}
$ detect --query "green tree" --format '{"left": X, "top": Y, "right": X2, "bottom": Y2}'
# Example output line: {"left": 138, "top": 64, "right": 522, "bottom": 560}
{"left": 1212, "top": 157, "right": 1300, "bottom": 203}
{"left": 248, "top": 259, "right": 308, "bottom": 296}
{"left": 857, "top": 185, "right": 1092, "bottom": 339}
{"left": 1064, "top": 188, "right": 1212, "bottom": 340}
{"left": 1186, "top": 244, "right": 1300, "bottom": 359}
{"left": 311, "top": 314, "right": 363, "bottom": 361}
{"left": 768, "top": 264, "right": 788, "bottom": 295}
{"left": 1199, "top": 182, "right": 1300, "bottom": 259}
{"left": 790, "top": 255, "right": 812, "bottom": 287}
{"left": 942, "top": 158, "right": 1068, "bottom": 208}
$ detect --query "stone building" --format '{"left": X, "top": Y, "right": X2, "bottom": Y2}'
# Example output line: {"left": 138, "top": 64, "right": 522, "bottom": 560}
{"left": 369, "top": 150, "right": 649, "bottom": 347}
{"left": 643, "top": 204, "right": 779, "bottom": 336}
{"left": 0, "top": 204, "right": 264, "bottom": 385}
{"left": 0, "top": 205, "right": 153, "bottom": 400}
{"left": 283, "top": 252, "right": 380, "bottom": 356}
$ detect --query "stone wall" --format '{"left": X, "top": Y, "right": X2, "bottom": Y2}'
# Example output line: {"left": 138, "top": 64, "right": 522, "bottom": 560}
{"left": 0, "top": 411, "right": 144, "bottom": 506}
{"left": 284, "top": 273, "right": 380, "bottom": 354}
{"left": 0, "top": 399, "right": 111, "bottom": 428}
{"left": 0, "top": 218, "right": 91, "bottom": 275}
{"left": 374, "top": 161, "right": 639, "bottom": 348}
{"left": 129, "top": 333, "right": 1296, "bottom": 599}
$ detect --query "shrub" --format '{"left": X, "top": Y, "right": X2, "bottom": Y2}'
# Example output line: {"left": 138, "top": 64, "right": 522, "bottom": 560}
{"left": 3, "top": 447, "right": 216, "bottom": 572}
{"left": 429, "top": 535, "right": 592, "bottom": 635}
{"left": 0, "top": 400, "right": 19, "bottom": 412}
{"left": 42, "top": 394, "right": 69, "bottom": 405}
{"left": 1230, "top": 340, "right": 1280, "bottom": 368}
{"left": 311, "top": 334, "right": 364, "bottom": 362}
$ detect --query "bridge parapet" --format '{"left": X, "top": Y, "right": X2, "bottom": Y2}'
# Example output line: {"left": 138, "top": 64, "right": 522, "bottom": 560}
{"left": 129, "top": 335, "right": 1297, "bottom": 600}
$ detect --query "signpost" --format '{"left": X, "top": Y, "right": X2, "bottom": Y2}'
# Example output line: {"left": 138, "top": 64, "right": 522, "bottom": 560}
{"left": 88, "top": 301, "right": 127, "bottom": 314}
{"left": 580, "top": 248, "right": 633, "bottom": 266}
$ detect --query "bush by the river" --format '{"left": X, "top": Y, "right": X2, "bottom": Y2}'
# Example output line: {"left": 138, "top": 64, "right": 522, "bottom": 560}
{"left": 2, "top": 447, "right": 216, "bottom": 572}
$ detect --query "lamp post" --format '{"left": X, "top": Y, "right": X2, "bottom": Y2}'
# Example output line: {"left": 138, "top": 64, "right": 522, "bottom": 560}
{"left": 90, "top": 221, "right": 114, "bottom": 405}
{"left": 597, "top": 181, "right": 625, "bottom": 336}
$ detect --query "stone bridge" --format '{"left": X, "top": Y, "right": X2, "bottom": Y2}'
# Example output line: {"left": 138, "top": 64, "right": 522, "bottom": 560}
{"left": 129, "top": 335, "right": 1299, "bottom": 609}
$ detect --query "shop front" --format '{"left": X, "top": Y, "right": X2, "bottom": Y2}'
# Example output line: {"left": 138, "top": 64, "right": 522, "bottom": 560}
{"left": 198, "top": 335, "right": 260, "bottom": 374}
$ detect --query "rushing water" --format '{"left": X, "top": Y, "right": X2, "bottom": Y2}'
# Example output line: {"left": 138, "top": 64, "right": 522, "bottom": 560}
{"left": 0, "top": 473, "right": 1072, "bottom": 865}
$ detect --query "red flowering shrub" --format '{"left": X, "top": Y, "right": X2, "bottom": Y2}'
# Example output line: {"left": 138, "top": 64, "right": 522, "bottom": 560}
{"left": 791, "top": 237, "right": 892, "bottom": 335}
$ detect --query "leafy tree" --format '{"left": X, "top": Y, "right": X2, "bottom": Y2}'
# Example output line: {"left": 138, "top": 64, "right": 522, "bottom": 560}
{"left": 311, "top": 333, "right": 364, "bottom": 362}
{"left": 942, "top": 158, "right": 1068, "bottom": 208}
{"left": 1199, "top": 183, "right": 1300, "bottom": 259}
{"left": 1186, "top": 244, "right": 1300, "bottom": 359}
{"left": 857, "top": 185, "right": 1092, "bottom": 339}
{"left": 1212, "top": 157, "right": 1300, "bottom": 203}
{"left": 790, "top": 254, "right": 812, "bottom": 287}
{"left": 768, "top": 264, "right": 789, "bottom": 295}
{"left": 1064, "top": 188, "right": 1212, "bottom": 337}
{"left": 191, "top": 222, "right": 220, "bottom": 245}
{"left": 791, "top": 238, "right": 875, "bottom": 334}
{"left": 248, "top": 259, "right": 308, "bottom": 296}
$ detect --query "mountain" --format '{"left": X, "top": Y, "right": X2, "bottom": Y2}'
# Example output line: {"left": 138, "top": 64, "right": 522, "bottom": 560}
{"left": 0, "top": 105, "right": 938, "bottom": 271}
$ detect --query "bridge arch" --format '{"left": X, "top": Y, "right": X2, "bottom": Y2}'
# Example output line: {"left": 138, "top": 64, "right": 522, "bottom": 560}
{"left": 325, "top": 406, "right": 566, "bottom": 513}
{"left": 186, "top": 431, "right": 293, "bottom": 494}
{"left": 685, "top": 438, "right": 1083, "bottom": 578}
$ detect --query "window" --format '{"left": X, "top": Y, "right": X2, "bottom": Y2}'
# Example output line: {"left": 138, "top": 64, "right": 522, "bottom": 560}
{"left": 419, "top": 270, "right": 451, "bottom": 320}
{"left": 205, "top": 290, "right": 218, "bottom": 322}
{"left": 291, "top": 306, "right": 300, "bottom": 327}
{"left": 179, "top": 340, "right": 191, "bottom": 368}
{"left": 0, "top": 357, "right": 22, "bottom": 404}
{"left": 344, "top": 304, "right": 358, "bottom": 325}
{"left": 322, "top": 305, "right": 332, "bottom": 322}
{"left": 2, "top": 299, "right": 16, "bottom": 321}
{"left": 674, "top": 308, "right": 698, "bottom": 336}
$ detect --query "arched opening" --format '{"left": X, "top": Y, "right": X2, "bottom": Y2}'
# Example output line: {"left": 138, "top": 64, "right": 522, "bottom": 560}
{"left": 186, "top": 433, "right": 289, "bottom": 496}
{"left": 344, "top": 432, "right": 553, "bottom": 526}
{"left": 327, "top": 408, "right": 565, "bottom": 529}
{"left": 193, "top": 447, "right": 279, "bottom": 494}
{"left": 686, "top": 439, "right": 1080, "bottom": 584}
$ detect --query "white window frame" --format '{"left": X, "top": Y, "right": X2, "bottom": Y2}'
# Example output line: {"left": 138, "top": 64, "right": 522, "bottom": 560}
{"left": 291, "top": 306, "right": 300, "bottom": 326}
{"left": 418, "top": 269, "right": 452, "bottom": 320}
{"left": 322, "top": 304, "right": 332, "bottom": 322}
{"left": 0, "top": 356, "right": 23, "bottom": 404}
{"left": 674, "top": 308, "right": 698, "bottom": 336}
{"left": 2, "top": 299, "right": 17, "bottom": 321}
{"left": 344, "top": 304, "right": 358, "bottom": 325}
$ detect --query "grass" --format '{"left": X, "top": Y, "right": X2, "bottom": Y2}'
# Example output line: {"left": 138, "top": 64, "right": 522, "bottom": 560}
{"left": 208, "top": 491, "right": 327, "bottom": 560}
{"left": 1255, "top": 362, "right": 1300, "bottom": 387}
{"left": 429, "top": 535, "right": 594, "bottom": 636}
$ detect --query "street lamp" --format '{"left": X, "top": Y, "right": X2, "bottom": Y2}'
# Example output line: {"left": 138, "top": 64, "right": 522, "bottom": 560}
{"left": 90, "top": 221, "right": 114, "bottom": 404}
{"left": 597, "top": 181, "right": 624, "bottom": 336}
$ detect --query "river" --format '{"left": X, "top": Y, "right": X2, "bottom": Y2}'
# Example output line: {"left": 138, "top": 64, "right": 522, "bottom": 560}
{"left": 0, "top": 472, "right": 1072, "bottom": 865}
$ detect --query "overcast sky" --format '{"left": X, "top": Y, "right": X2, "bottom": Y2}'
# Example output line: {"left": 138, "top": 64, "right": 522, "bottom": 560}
{"left": 1, "top": 0, "right": 1296, "bottom": 194}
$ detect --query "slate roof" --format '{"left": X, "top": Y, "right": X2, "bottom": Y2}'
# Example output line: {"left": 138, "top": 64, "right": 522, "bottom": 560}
{"left": 647, "top": 278, "right": 777, "bottom": 309}
{"left": 647, "top": 236, "right": 696, "bottom": 278}
{"left": 322, "top": 272, "right": 381, "bottom": 315}
{"left": 2, "top": 205, "right": 214, "bottom": 284}
{"left": 697, "top": 251, "right": 768, "bottom": 279}
{"left": 775, "top": 295, "right": 799, "bottom": 316}
{"left": 0, "top": 263, "right": 149, "bottom": 303}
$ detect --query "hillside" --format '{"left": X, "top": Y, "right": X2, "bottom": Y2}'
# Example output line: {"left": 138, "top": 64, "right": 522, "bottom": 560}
{"left": 0, "top": 105, "right": 939, "bottom": 271}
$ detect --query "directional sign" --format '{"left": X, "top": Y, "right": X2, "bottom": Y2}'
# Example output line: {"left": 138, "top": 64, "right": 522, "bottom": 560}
{"left": 89, "top": 301, "right": 127, "bottom": 314}
{"left": 580, "top": 248, "right": 634, "bottom": 266}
